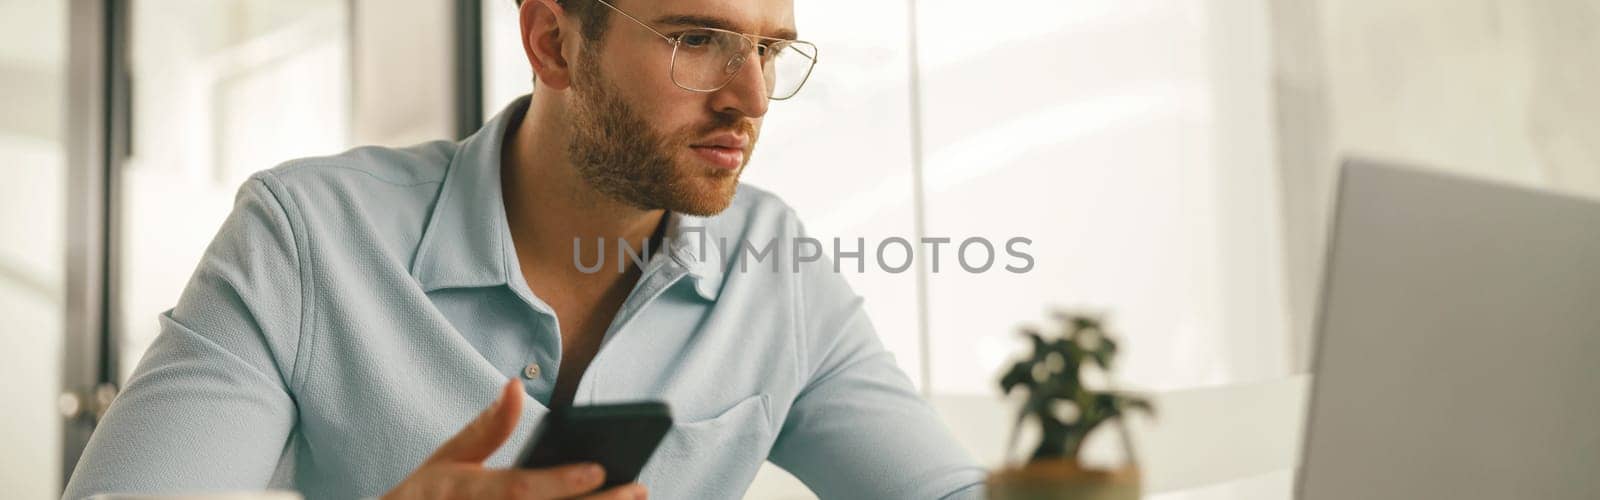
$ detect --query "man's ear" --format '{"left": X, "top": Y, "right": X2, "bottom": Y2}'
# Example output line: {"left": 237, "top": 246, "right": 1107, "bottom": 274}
{"left": 521, "top": 0, "right": 574, "bottom": 90}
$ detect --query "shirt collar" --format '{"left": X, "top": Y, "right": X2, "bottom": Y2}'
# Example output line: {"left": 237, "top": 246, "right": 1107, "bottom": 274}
{"left": 410, "top": 95, "right": 724, "bottom": 300}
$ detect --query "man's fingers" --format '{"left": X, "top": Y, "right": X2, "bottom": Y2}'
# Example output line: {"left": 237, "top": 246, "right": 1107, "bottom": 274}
{"left": 404, "top": 381, "right": 642, "bottom": 500}
{"left": 575, "top": 483, "right": 648, "bottom": 500}
{"left": 470, "top": 463, "right": 607, "bottom": 499}
{"left": 425, "top": 378, "right": 523, "bottom": 464}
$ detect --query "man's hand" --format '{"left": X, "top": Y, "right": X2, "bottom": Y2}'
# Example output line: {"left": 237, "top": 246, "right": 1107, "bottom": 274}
{"left": 383, "top": 379, "right": 648, "bottom": 500}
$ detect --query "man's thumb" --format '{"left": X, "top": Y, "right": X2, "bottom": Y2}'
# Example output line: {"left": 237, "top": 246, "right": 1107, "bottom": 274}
{"left": 425, "top": 378, "right": 524, "bottom": 464}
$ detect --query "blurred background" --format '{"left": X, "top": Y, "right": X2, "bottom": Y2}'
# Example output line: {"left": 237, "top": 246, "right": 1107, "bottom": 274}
{"left": 2, "top": 0, "right": 1596, "bottom": 498}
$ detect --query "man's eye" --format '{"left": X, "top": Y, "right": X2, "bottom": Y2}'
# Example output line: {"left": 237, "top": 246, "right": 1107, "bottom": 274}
{"left": 759, "top": 42, "right": 790, "bottom": 58}
{"left": 680, "top": 33, "right": 714, "bottom": 48}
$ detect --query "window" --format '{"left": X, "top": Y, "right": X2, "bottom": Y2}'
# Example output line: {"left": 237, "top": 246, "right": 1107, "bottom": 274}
{"left": 0, "top": 1, "right": 69, "bottom": 497}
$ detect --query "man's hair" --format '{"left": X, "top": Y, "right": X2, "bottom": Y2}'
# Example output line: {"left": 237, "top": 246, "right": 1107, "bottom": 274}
{"left": 516, "top": 0, "right": 611, "bottom": 43}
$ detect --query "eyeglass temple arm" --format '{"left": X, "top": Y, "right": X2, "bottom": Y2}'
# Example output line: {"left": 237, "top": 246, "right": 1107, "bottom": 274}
{"left": 592, "top": 0, "right": 676, "bottom": 43}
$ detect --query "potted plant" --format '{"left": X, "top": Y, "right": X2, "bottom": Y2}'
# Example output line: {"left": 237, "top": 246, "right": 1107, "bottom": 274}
{"left": 987, "top": 311, "right": 1153, "bottom": 500}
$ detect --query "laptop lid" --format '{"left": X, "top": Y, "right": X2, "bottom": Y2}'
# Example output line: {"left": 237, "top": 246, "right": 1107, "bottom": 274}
{"left": 1298, "top": 159, "right": 1600, "bottom": 499}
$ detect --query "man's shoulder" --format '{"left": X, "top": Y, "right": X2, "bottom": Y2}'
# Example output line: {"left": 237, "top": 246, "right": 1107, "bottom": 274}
{"left": 254, "top": 140, "right": 459, "bottom": 192}
{"left": 240, "top": 140, "right": 460, "bottom": 250}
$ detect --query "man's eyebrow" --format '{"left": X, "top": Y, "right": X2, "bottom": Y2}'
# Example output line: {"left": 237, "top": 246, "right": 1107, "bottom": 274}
{"left": 652, "top": 13, "right": 800, "bottom": 40}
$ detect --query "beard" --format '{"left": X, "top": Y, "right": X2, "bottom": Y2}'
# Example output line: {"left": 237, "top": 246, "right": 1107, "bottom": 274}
{"left": 565, "top": 48, "right": 755, "bottom": 216}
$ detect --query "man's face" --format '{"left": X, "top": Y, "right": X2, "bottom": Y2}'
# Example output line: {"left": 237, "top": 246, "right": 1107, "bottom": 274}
{"left": 565, "top": 0, "right": 795, "bottom": 216}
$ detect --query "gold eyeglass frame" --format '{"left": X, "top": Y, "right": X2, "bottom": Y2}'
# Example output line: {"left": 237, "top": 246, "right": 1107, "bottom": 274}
{"left": 591, "top": 0, "right": 818, "bottom": 100}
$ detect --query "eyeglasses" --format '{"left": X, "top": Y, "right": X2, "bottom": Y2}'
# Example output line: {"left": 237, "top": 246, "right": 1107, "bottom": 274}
{"left": 592, "top": 0, "right": 818, "bottom": 101}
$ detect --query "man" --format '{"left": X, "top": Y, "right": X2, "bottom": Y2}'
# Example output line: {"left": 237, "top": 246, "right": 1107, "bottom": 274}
{"left": 63, "top": 0, "right": 986, "bottom": 498}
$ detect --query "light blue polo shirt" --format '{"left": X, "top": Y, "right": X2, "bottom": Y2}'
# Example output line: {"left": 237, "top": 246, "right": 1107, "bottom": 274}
{"left": 63, "top": 96, "right": 987, "bottom": 500}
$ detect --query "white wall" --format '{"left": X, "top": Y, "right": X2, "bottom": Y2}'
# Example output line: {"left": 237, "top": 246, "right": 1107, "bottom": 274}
{"left": 1271, "top": 0, "right": 1600, "bottom": 367}
{"left": 352, "top": 0, "right": 455, "bottom": 146}
{"left": 914, "top": 0, "right": 1291, "bottom": 397}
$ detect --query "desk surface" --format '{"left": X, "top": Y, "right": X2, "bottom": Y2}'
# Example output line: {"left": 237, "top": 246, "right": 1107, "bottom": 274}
{"left": 747, "top": 375, "right": 1311, "bottom": 499}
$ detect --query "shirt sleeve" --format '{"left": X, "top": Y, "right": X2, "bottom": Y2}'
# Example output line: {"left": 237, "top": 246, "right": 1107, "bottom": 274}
{"left": 766, "top": 249, "right": 988, "bottom": 500}
{"left": 63, "top": 175, "right": 305, "bottom": 499}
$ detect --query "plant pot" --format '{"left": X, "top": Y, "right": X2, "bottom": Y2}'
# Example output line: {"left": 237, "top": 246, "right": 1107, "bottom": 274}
{"left": 985, "top": 459, "right": 1140, "bottom": 500}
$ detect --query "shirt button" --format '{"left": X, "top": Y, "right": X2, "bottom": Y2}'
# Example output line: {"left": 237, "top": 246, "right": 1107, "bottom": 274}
{"left": 522, "top": 363, "right": 541, "bottom": 379}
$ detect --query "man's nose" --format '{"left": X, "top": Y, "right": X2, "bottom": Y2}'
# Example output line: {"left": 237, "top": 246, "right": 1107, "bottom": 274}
{"left": 708, "top": 51, "right": 770, "bottom": 119}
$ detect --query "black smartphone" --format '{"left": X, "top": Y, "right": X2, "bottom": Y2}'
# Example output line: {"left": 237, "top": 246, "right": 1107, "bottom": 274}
{"left": 514, "top": 401, "right": 673, "bottom": 489}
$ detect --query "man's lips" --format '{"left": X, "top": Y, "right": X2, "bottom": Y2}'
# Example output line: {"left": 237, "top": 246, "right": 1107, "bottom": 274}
{"left": 690, "top": 133, "right": 749, "bottom": 170}
{"left": 690, "top": 145, "right": 744, "bottom": 170}
{"left": 692, "top": 133, "right": 749, "bottom": 150}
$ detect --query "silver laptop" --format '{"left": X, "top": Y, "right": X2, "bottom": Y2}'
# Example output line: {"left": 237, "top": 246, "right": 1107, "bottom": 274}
{"left": 1297, "top": 159, "right": 1600, "bottom": 499}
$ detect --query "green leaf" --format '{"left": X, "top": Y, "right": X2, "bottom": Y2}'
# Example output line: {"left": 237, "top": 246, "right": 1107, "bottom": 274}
{"left": 999, "top": 362, "right": 1032, "bottom": 394}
